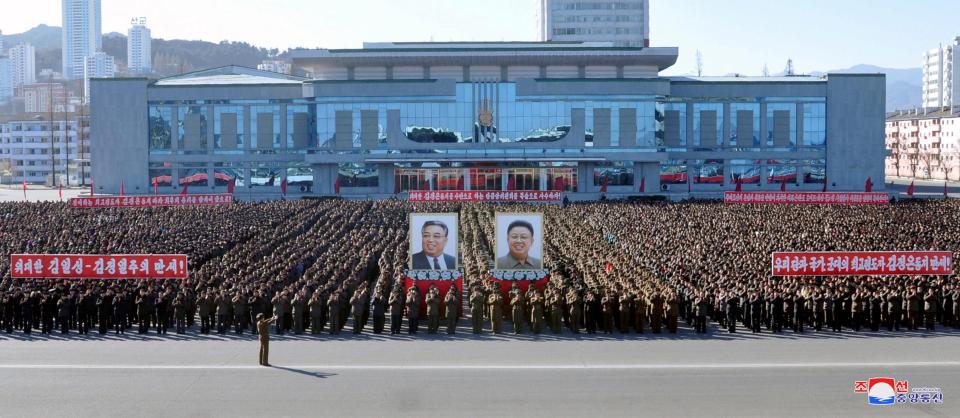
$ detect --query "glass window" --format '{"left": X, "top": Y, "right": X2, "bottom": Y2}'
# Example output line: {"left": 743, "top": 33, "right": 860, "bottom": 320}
{"left": 730, "top": 159, "right": 761, "bottom": 184}
{"left": 594, "top": 162, "right": 634, "bottom": 186}
{"left": 802, "top": 103, "right": 826, "bottom": 147}
{"left": 250, "top": 105, "right": 281, "bottom": 150}
{"left": 547, "top": 167, "right": 577, "bottom": 192}
{"left": 660, "top": 102, "right": 686, "bottom": 150}
{"left": 766, "top": 103, "right": 797, "bottom": 149}
{"left": 660, "top": 160, "right": 687, "bottom": 185}
{"left": 214, "top": 162, "right": 244, "bottom": 187}
{"left": 338, "top": 163, "right": 378, "bottom": 188}
{"left": 469, "top": 168, "right": 502, "bottom": 191}
{"left": 148, "top": 106, "right": 172, "bottom": 152}
{"left": 251, "top": 163, "right": 283, "bottom": 188}
{"left": 177, "top": 106, "right": 208, "bottom": 154}
{"left": 287, "top": 163, "right": 313, "bottom": 192}
{"left": 507, "top": 168, "right": 540, "bottom": 191}
{"left": 692, "top": 159, "right": 724, "bottom": 184}
{"left": 729, "top": 102, "right": 760, "bottom": 149}
{"left": 178, "top": 163, "right": 208, "bottom": 187}
{"left": 693, "top": 103, "right": 723, "bottom": 149}
{"left": 287, "top": 105, "right": 313, "bottom": 151}
{"left": 802, "top": 159, "right": 826, "bottom": 184}
{"left": 213, "top": 105, "right": 244, "bottom": 152}
{"left": 148, "top": 162, "right": 172, "bottom": 187}
{"left": 767, "top": 161, "right": 798, "bottom": 184}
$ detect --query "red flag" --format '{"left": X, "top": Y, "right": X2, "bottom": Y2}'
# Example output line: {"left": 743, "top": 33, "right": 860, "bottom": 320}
{"left": 822, "top": 176, "right": 828, "bottom": 193}
{"left": 58, "top": 183, "right": 62, "bottom": 201}
{"left": 600, "top": 176, "right": 608, "bottom": 193}
{"left": 181, "top": 184, "right": 188, "bottom": 195}
{"left": 120, "top": 180, "right": 125, "bottom": 197}
{"left": 227, "top": 178, "right": 235, "bottom": 194}
{"left": 281, "top": 178, "right": 288, "bottom": 196}
{"left": 334, "top": 176, "right": 341, "bottom": 194}
{"left": 735, "top": 177, "right": 742, "bottom": 192}
{"left": 780, "top": 181, "right": 786, "bottom": 192}
{"left": 865, "top": 177, "right": 872, "bottom": 193}
{"left": 90, "top": 181, "right": 94, "bottom": 196}
{"left": 507, "top": 176, "right": 516, "bottom": 191}
{"left": 153, "top": 177, "right": 159, "bottom": 195}
{"left": 553, "top": 176, "right": 564, "bottom": 192}
{"left": 639, "top": 176, "right": 646, "bottom": 193}
{"left": 22, "top": 178, "right": 27, "bottom": 200}
{"left": 604, "top": 262, "right": 613, "bottom": 274}
{"left": 456, "top": 176, "right": 464, "bottom": 191}
{"left": 907, "top": 180, "right": 915, "bottom": 197}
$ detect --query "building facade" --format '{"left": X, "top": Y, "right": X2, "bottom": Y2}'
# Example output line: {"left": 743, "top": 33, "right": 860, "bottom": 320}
{"left": 84, "top": 51, "right": 115, "bottom": 101}
{"left": 885, "top": 109, "right": 960, "bottom": 181}
{"left": 90, "top": 42, "right": 885, "bottom": 199}
{"left": 20, "top": 83, "right": 69, "bottom": 113}
{"left": 0, "top": 58, "right": 11, "bottom": 103}
{"left": 0, "top": 115, "right": 90, "bottom": 185}
{"left": 922, "top": 37, "right": 960, "bottom": 109}
{"left": 127, "top": 17, "right": 152, "bottom": 76}
{"left": 9, "top": 43, "right": 37, "bottom": 88}
{"left": 539, "top": 0, "right": 649, "bottom": 47}
{"left": 62, "top": 0, "right": 102, "bottom": 80}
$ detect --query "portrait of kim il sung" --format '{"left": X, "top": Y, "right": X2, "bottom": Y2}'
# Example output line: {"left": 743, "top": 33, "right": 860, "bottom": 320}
{"left": 495, "top": 213, "right": 544, "bottom": 270}
{"left": 409, "top": 213, "right": 459, "bottom": 271}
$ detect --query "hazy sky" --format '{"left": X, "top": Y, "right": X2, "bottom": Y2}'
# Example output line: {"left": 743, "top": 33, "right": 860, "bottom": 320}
{"left": 1, "top": 0, "right": 958, "bottom": 75}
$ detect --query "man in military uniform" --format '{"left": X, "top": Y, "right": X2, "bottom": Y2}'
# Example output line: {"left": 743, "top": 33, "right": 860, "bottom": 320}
{"left": 488, "top": 289, "right": 503, "bottom": 334}
{"left": 444, "top": 286, "right": 458, "bottom": 334}
{"left": 309, "top": 291, "right": 325, "bottom": 334}
{"left": 665, "top": 291, "right": 679, "bottom": 334}
{"left": 724, "top": 291, "right": 739, "bottom": 333}
{"left": 425, "top": 286, "right": 440, "bottom": 334}
{"left": 549, "top": 290, "right": 563, "bottom": 334}
{"left": 634, "top": 292, "right": 647, "bottom": 334}
{"left": 650, "top": 292, "right": 664, "bottom": 334}
{"left": 256, "top": 314, "right": 277, "bottom": 367}
{"left": 924, "top": 288, "right": 938, "bottom": 331}
{"left": 405, "top": 286, "right": 420, "bottom": 334}
{"left": 601, "top": 291, "right": 614, "bottom": 334}
{"left": 351, "top": 286, "right": 368, "bottom": 334}
{"left": 327, "top": 290, "right": 341, "bottom": 335}
{"left": 510, "top": 286, "right": 525, "bottom": 334}
{"left": 234, "top": 291, "right": 249, "bottom": 334}
{"left": 469, "top": 286, "right": 485, "bottom": 334}
{"left": 567, "top": 288, "right": 581, "bottom": 334}
{"left": 529, "top": 288, "right": 544, "bottom": 334}
{"left": 389, "top": 288, "right": 404, "bottom": 334}
{"left": 371, "top": 289, "right": 387, "bottom": 334}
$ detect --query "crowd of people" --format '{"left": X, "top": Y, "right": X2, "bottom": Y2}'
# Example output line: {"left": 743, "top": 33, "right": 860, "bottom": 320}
{"left": 1, "top": 199, "right": 958, "bottom": 337}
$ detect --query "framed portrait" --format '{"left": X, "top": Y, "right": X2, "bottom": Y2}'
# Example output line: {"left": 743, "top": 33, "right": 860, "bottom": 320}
{"left": 495, "top": 213, "right": 544, "bottom": 271}
{"left": 409, "top": 213, "right": 459, "bottom": 271}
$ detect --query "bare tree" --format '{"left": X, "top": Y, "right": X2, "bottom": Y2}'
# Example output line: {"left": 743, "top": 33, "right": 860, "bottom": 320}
{"left": 695, "top": 50, "right": 703, "bottom": 77}
{"left": 785, "top": 59, "right": 795, "bottom": 76}
{"left": 762, "top": 63, "right": 770, "bottom": 77}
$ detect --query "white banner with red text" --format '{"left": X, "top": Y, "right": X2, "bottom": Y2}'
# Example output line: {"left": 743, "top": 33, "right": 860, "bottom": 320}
{"left": 725, "top": 192, "right": 889, "bottom": 205}
{"left": 771, "top": 251, "right": 953, "bottom": 276}
{"left": 10, "top": 254, "right": 189, "bottom": 279}
{"left": 69, "top": 194, "right": 233, "bottom": 208}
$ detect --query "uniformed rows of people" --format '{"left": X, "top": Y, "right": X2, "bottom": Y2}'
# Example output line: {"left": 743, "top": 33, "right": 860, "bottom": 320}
{"left": 1, "top": 199, "right": 959, "bottom": 336}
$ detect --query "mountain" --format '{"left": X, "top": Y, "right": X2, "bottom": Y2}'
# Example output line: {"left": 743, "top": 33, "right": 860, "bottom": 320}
{"left": 818, "top": 64, "right": 921, "bottom": 111}
{"left": 3, "top": 25, "right": 275, "bottom": 78}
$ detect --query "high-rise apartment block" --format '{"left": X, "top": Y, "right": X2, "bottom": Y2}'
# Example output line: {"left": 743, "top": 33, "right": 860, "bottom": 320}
{"left": 922, "top": 37, "right": 960, "bottom": 109}
{"left": 127, "top": 17, "right": 152, "bottom": 75}
{"left": 84, "top": 51, "right": 115, "bottom": 101}
{"left": 9, "top": 43, "right": 37, "bottom": 87}
{"left": 539, "top": 0, "right": 649, "bottom": 47}
{"left": 62, "top": 0, "right": 102, "bottom": 80}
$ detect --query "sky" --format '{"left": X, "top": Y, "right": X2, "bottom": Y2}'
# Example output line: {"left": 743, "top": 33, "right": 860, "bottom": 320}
{"left": 1, "top": 0, "right": 959, "bottom": 75}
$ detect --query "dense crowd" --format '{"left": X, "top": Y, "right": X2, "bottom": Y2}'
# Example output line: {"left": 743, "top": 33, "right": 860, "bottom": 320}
{"left": 0, "top": 199, "right": 957, "bottom": 337}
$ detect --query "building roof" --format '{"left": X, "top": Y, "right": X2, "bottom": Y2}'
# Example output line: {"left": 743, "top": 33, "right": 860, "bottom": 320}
{"left": 290, "top": 42, "right": 679, "bottom": 71}
{"left": 886, "top": 108, "right": 960, "bottom": 121}
{"left": 153, "top": 65, "right": 307, "bottom": 86}
{"left": 669, "top": 76, "right": 827, "bottom": 83}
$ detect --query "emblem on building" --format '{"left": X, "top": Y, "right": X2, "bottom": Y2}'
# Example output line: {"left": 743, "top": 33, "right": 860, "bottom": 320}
{"left": 478, "top": 99, "right": 494, "bottom": 127}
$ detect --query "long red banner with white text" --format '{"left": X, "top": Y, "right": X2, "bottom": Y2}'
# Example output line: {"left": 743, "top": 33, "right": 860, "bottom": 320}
{"left": 725, "top": 192, "right": 889, "bottom": 205}
{"left": 771, "top": 251, "right": 953, "bottom": 276}
{"left": 69, "top": 194, "right": 233, "bottom": 208}
{"left": 10, "top": 254, "right": 189, "bottom": 279}
{"left": 408, "top": 191, "right": 562, "bottom": 202}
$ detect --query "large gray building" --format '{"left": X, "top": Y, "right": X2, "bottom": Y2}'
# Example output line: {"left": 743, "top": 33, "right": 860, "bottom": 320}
{"left": 539, "top": 0, "right": 650, "bottom": 47}
{"left": 90, "top": 41, "right": 885, "bottom": 199}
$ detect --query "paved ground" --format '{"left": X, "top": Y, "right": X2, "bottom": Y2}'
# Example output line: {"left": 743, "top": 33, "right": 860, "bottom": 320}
{"left": 1, "top": 326, "right": 957, "bottom": 417}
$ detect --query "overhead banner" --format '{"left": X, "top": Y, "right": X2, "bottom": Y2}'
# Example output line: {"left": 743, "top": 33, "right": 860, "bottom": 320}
{"left": 725, "top": 192, "right": 889, "bottom": 205}
{"left": 771, "top": 251, "right": 953, "bottom": 276}
{"left": 10, "top": 254, "right": 189, "bottom": 279}
{"left": 408, "top": 191, "right": 562, "bottom": 202}
{"left": 69, "top": 194, "right": 233, "bottom": 209}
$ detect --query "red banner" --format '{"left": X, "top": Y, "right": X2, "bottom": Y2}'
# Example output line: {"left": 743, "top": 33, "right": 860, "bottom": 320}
{"left": 10, "top": 254, "right": 189, "bottom": 279}
{"left": 725, "top": 192, "right": 889, "bottom": 205}
{"left": 489, "top": 270, "right": 551, "bottom": 313}
{"left": 408, "top": 191, "right": 562, "bottom": 202}
{"left": 771, "top": 251, "right": 953, "bottom": 276}
{"left": 69, "top": 194, "right": 233, "bottom": 209}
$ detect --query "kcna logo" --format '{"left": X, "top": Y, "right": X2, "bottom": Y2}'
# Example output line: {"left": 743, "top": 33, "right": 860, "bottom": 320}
{"left": 854, "top": 377, "right": 942, "bottom": 405}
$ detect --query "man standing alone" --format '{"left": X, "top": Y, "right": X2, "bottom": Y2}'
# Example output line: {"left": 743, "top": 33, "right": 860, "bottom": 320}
{"left": 257, "top": 314, "right": 277, "bottom": 367}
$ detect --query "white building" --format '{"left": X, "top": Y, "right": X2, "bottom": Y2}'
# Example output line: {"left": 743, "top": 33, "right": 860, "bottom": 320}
{"left": 257, "top": 60, "right": 291, "bottom": 75}
{"left": 9, "top": 43, "right": 37, "bottom": 87}
{"left": 0, "top": 116, "right": 90, "bottom": 185}
{"left": 62, "top": 0, "right": 102, "bottom": 80}
{"left": 83, "top": 51, "right": 115, "bottom": 101}
{"left": 538, "top": 0, "right": 649, "bottom": 47}
{"left": 0, "top": 58, "right": 12, "bottom": 103}
{"left": 922, "top": 37, "right": 960, "bottom": 109}
{"left": 127, "top": 17, "right": 152, "bottom": 75}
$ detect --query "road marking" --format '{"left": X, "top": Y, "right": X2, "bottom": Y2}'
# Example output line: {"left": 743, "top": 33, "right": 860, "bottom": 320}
{"left": 0, "top": 362, "right": 959, "bottom": 370}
